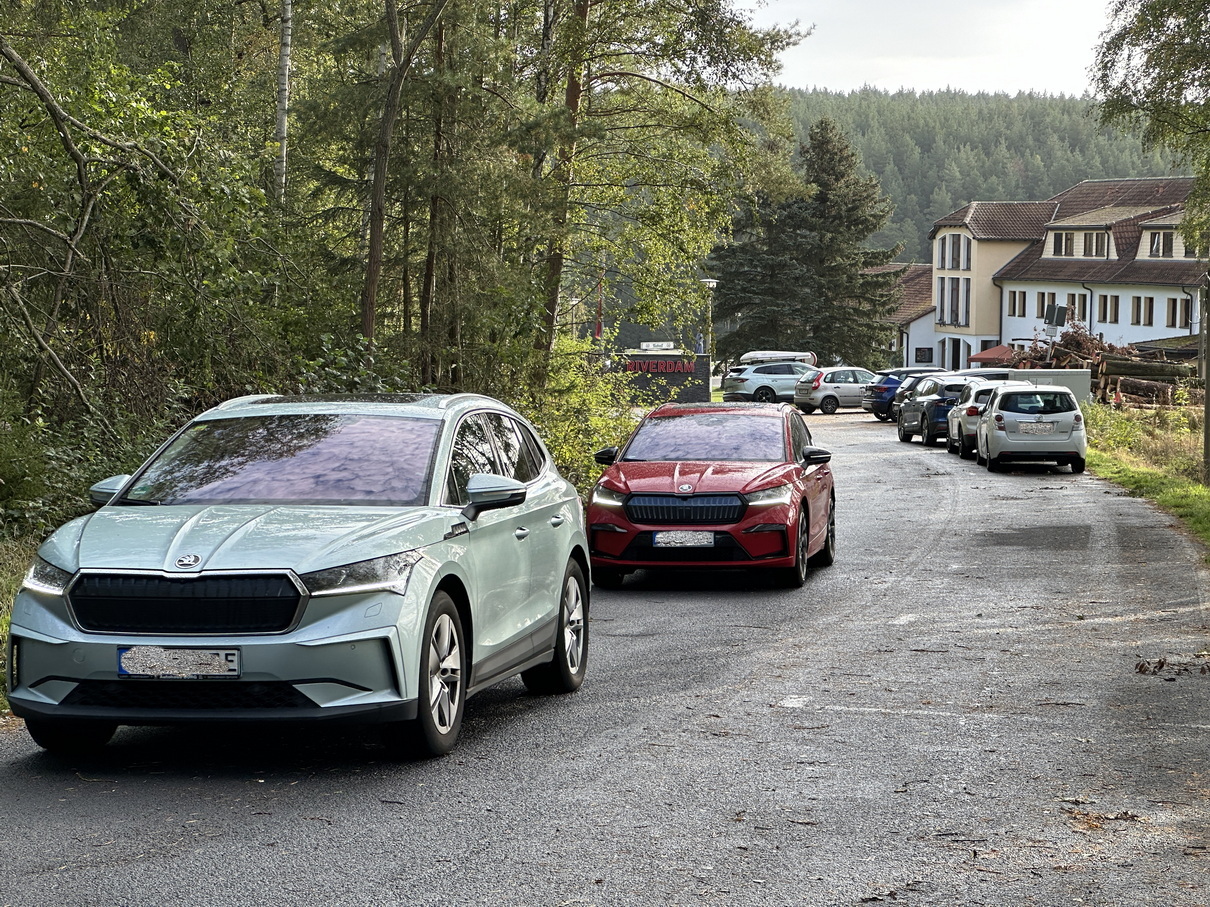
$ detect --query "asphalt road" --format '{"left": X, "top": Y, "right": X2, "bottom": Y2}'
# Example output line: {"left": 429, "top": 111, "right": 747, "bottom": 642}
{"left": 2, "top": 411, "right": 1208, "bottom": 907}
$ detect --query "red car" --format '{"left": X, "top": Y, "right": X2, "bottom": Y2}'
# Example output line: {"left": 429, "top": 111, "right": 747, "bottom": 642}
{"left": 587, "top": 402, "right": 836, "bottom": 589}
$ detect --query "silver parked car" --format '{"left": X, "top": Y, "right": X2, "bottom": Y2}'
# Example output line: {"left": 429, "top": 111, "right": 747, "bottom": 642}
{"left": 794, "top": 367, "right": 878, "bottom": 414}
{"left": 975, "top": 385, "right": 1087, "bottom": 473}
{"left": 8, "top": 393, "right": 591, "bottom": 757}
{"left": 945, "top": 380, "right": 1023, "bottom": 458}
{"left": 722, "top": 360, "right": 816, "bottom": 403}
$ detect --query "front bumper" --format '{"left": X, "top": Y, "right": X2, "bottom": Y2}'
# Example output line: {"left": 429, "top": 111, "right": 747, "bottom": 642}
{"left": 7, "top": 581, "right": 419, "bottom": 726}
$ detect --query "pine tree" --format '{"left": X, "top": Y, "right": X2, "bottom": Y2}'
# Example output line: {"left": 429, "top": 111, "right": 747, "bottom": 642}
{"left": 712, "top": 118, "right": 902, "bottom": 368}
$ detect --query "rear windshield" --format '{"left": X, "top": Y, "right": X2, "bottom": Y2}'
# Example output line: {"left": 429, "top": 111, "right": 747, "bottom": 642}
{"left": 121, "top": 414, "right": 441, "bottom": 506}
{"left": 998, "top": 392, "right": 1077, "bottom": 414}
{"left": 623, "top": 412, "right": 787, "bottom": 462}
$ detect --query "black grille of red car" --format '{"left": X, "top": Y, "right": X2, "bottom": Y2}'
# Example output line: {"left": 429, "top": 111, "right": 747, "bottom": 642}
{"left": 68, "top": 573, "right": 302, "bottom": 634}
{"left": 624, "top": 494, "right": 745, "bottom": 525}
{"left": 61, "top": 680, "right": 313, "bottom": 710}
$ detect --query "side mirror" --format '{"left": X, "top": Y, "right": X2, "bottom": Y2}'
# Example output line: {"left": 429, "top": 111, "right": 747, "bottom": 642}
{"left": 89, "top": 475, "right": 131, "bottom": 506}
{"left": 461, "top": 473, "right": 527, "bottom": 521}
{"left": 594, "top": 446, "right": 619, "bottom": 466}
{"left": 800, "top": 446, "right": 832, "bottom": 466}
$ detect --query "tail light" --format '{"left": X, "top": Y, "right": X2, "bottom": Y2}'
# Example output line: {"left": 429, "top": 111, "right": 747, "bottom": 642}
{"left": 965, "top": 405, "right": 979, "bottom": 416}
{"left": 812, "top": 374, "right": 823, "bottom": 390}
{"left": 994, "top": 414, "right": 1006, "bottom": 432}
{"left": 1073, "top": 413, "right": 1084, "bottom": 431}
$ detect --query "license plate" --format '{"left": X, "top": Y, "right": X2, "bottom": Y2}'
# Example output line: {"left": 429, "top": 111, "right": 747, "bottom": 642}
{"left": 118, "top": 646, "right": 241, "bottom": 678}
{"left": 652, "top": 530, "right": 715, "bottom": 548}
{"left": 1019, "top": 422, "right": 1055, "bottom": 434}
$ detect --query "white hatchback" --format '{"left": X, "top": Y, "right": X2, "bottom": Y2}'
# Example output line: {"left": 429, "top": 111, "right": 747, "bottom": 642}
{"left": 975, "top": 385, "right": 1087, "bottom": 473}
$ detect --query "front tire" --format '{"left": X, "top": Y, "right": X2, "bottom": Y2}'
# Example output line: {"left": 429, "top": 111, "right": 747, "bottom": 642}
{"left": 523, "top": 561, "right": 589, "bottom": 694}
{"left": 819, "top": 396, "right": 840, "bottom": 415}
{"left": 385, "top": 592, "right": 466, "bottom": 758}
{"left": 808, "top": 499, "right": 836, "bottom": 568}
{"left": 25, "top": 719, "right": 117, "bottom": 755}
{"left": 777, "top": 510, "right": 810, "bottom": 588}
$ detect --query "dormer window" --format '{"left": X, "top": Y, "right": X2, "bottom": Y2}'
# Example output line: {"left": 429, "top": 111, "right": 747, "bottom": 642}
{"left": 1053, "top": 232, "right": 1074, "bottom": 256}
{"left": 1149, "top": 231, "right": 1174, "bottom": 257}
{"left": 1082, "top": 232, "right": 1107, "bottom": 257}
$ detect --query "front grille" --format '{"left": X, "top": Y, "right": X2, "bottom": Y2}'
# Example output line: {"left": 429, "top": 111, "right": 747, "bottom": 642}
{"left": 619, "top": 532, "right": 752, "bottom": 562}
{"left": 69, "top": 573, "right": 302, "bottom": 634}
{"left": 61, "top": 680, "right": 312, "bottom": 710}
{"left": 624, "top": 494, "right": 745, "bottom": 525}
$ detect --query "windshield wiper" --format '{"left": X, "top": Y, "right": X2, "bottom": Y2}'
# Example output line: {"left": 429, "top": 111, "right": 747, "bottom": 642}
{"left": 115, "top": 497, "right": 161, "bottom": 506}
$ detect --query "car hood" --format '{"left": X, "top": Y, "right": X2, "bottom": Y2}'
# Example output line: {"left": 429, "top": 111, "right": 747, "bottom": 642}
{"left": 603, "top": 461, "right": 790, "bottom": 495}
{"left": 39, "top": 504, "right": 449, "bottom": 575}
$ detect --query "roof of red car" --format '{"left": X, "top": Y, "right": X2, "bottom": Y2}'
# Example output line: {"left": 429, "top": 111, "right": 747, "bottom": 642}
{"left": 647, "top": 402, "right": 788, "bottom": 418}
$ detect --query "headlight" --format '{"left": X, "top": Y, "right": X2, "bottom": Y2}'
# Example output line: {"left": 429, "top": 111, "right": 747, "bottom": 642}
{"left": 21, "top": 557, "right": 73, "bottom": 595}
{"left": 590, "top": 485, "right": 627, "bottom": 508}
{"left": 745, "top": 484, "right": 794, "bottom": 507}
{"left": 300, "top": 551, "right": 421, "bottom": 597}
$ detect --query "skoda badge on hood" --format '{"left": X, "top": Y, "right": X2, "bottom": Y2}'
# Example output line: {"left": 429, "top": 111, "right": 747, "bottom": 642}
{"left": 175, "top": 554, "right": 202, "bottom": 569}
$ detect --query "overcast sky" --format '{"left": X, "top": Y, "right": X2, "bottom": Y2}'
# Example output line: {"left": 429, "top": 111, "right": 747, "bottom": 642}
{"left": 746, "top": 0, "right": 1111, "bottom": 96}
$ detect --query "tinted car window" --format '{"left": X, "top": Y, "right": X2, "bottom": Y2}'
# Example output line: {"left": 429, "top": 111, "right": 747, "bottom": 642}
{"left": 789, "top": 411, "right": 811, "bottom": 456}
{"left": 124, "top": 415, "right": 440, "bottom": 507}
{"left": 445, "top": 414, "right": 498, "bottom": 505}
{"left": 623, "top": 413, "right": 788, "bottom": 462}
{"left": 485, "top": 413, "right": 542, "bottom": 483}
{"left": 915, "top": 379, "right": 939, "bottom": 396}
{"left": 942, "top": 383, "right": 967, "bottom": 394}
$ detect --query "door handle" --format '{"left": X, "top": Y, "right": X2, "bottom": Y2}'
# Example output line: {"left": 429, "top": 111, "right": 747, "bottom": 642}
{"left": 550, "top": 515, "right": 565, "bottom": 528}
{"left": 514, "top": 527, "right": 530, "bottom": 540}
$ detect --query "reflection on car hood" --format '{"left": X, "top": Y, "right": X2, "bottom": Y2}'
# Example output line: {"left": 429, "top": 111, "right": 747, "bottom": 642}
{"left": 606, "top": 461, "right": 787, "bottom": 494}
{"left": 40, "top": 504, "right": 447, "bottom": 575}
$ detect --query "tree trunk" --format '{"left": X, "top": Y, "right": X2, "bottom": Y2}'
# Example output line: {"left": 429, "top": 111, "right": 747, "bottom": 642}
{"left": 273, "top": 0, "right": 293, "bottom": 204}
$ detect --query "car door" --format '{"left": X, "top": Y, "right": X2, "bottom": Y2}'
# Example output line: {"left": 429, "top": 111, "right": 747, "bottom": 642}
{"left": 848, "top": 369, "right": 877, "bottom": 406}
{"left": 482, "top": 412, "right": 570, "bottom": 638}
{"left": 444, "top": 413, "right": 534, "bottom": 676}
{"left": 789, "top": 413, "right": 830, "bottom": 551}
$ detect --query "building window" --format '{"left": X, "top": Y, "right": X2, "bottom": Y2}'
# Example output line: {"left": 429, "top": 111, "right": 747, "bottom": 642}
{"left": 1131, "top": 296, "right": 1142, "bottom": 325}
{"left": 948, "top": 276, "right": 961, "bottom": 324}
{"left": 1036, "top": 291, "right": 1045, "bottom": 318}
{"left": 1109, "top": 294, "right": 1119, "bottom": 323}
{"left": 1009, "top": 290, "right": 1025, "bottom": 317}
{"left": 949, "top": 235, "right": 962, "bottom": 270}
{"left": 1078, "top": 293, "right": 1087, "bottom": 322}
{"left": 1097, "top": 294, "right": 1108, "bottom": 322}
{"left": 962, "top": 278, "right": 971, "bottom": 325}
{"left": 1082, "top": 232, "right": 1107, "bottom": 257}
{"left": 1181, "top": 297, "right": 1192, "bottom": 328}
{"left": 1053, "top": 232, "right": 1074, "bottom": 256}
{"left": 915, "top": 346, "right": 933, "bottom": 364}
{"left": 937, "top": 277, "right": 945, "bottom": 322}
{"left": 1167, "top": 297, "right": 1178, "bottom": 328}
{"left": 937, "top": 235, "right": 947, "bottom": 268}
{"left": 1144, "top": 296, "right": 1155, "bottom": 326}
{"left": 1149, "top": 231, "right": 1174, "bottom": 257}
{"left": 961, "top": 235, "right": 972, "bottom": 270}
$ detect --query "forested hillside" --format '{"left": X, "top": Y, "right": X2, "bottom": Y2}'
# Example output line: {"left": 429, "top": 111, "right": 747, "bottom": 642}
{"left": 783, "top": 89, "right": 1181, "bottom": 261}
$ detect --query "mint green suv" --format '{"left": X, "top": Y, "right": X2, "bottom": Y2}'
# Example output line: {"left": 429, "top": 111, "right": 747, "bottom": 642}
{"left": 8, "top": 394, "right": 590, "bottom": 757}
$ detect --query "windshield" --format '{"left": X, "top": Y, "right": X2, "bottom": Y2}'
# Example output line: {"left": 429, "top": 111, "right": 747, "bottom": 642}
{"left": 120, "top": 414, "right": 441, "bottom": 506}
{"left": 623, "top": 412, "right": 787, "bottom": 462}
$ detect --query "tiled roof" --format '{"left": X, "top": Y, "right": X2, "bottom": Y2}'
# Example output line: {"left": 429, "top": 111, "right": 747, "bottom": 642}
{"left": 1049, "top": 177, "right": 1196, "bottom": 218}
{"left": 868, "top": 263, "right": 934, "bottom": 325}
{"left": 995, "top": 239, "right": 1208, "bottom": 286}
{"left": 931, "top": 201, "right": 1058, "bottom": 241}
{"left": 1050, "top": 206, "right": 1166, "bottom": 228}
{"left": 1138, "top": 209, "right": 1186, "bottom": 228}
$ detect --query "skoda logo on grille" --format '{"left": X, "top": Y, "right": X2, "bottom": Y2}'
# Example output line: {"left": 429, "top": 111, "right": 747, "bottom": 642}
{"left": 175, "top": 554, "right": 202, "bottom": 569}
{"left": 678, "top": 484, "right": 693, "bottom": 492}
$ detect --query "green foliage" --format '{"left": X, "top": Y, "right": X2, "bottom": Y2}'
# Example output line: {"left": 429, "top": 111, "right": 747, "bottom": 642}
{"left": 0, "top": 535, "right": 38, "bottom": 708}
{"left": 509, "top": 335, "right": 646, "bottom": 497}
{"left": 1095, "top": 1, "right": 1210, "bottom": 247}
{"left": 783, "top": 88, "right": 1179, "bottom": 261}
{"left": 292, "top": 335, "right": 416, "bottom": 395}
{"left": 711, "top": 117, "right": 900, "bottom": 368}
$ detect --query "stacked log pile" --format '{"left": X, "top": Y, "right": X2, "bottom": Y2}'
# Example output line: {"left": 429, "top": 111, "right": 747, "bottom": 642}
{"left": 1093, "top": 353, "right": 1199, "bottom": 406}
